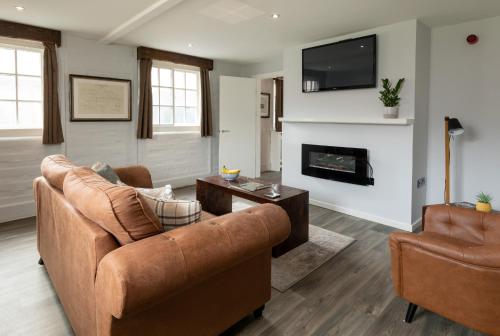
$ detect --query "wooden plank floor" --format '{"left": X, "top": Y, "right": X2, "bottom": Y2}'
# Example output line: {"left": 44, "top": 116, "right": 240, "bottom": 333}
{"left": 0, "top": 181, "right": 484, "bottom": 336}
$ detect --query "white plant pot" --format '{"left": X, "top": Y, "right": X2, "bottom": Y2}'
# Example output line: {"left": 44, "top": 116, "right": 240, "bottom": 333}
{"left": 384, "top": 106, "right": 399, "bottom": 119}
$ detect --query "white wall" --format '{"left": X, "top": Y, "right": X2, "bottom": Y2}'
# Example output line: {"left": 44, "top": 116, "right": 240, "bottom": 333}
{"left": 260, "top": 78, "right": 274, "bottom": 171}
{"left": 0, "top": 34, "right": 248, "bottom": 223}
{"left": 282, "top": 20, "right": 430, "bottom": 231}
{"left": 411, "top": 22, "right": 431, "bottom": 222}
{"left": 427, "top": 16, "right": 500, "bottom": 208}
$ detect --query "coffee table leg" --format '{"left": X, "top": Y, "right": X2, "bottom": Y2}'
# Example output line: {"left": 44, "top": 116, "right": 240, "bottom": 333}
{"left": 272, "top": 193, "right": 309, "bottom": 257}
{"left": 196, "top": 180, "right": 232, "bottom": 216}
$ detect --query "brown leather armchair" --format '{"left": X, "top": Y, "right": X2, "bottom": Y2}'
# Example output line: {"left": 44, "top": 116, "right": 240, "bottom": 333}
{"left": 390, "top": 204, "right": 500, "bottom": 336}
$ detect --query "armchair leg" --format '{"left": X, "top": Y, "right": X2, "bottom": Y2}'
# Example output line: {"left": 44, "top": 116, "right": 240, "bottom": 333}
{"left": 405, "top": 303, "right": 418, "bottom": 323}
{"left": 38, "top": 258, "right": 44, "bottom": 265}
{"left": 253, "top": 305, "right": 265, "bottom": 319}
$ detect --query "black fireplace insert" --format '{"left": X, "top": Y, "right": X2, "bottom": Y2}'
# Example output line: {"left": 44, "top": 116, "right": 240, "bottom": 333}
{"left": 302, "top": 144, "right": 374, "bottom": 186}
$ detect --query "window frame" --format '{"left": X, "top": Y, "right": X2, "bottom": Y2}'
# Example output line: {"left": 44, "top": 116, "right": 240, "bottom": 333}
{"left": 0, "top": 37, "right": 44, "bottom": 136}
{"left": 152, "top": 61, "right": 201, "bottom": 134}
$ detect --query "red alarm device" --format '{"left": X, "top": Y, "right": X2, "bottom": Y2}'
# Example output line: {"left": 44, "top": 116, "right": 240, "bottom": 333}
{"left": 466, "top": 34, "right": 479, "bottom": 45}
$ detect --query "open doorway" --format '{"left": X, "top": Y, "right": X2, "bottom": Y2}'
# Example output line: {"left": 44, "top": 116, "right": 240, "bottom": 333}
{"left": 259, "top": 75, "right": 283, "bottom": 176}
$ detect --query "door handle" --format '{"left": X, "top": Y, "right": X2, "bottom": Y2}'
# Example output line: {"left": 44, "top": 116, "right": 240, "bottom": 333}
{"left": 220, "top": 130, "right": 231, "bottom": 133}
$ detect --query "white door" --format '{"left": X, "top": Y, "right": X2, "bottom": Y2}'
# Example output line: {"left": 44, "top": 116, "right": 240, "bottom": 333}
{"left": 219, "top": 76, "right": 259, "bottom": 178}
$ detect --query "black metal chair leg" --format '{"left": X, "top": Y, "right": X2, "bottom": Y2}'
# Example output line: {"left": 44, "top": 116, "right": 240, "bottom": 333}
{"left": 253, "top": 305, "right": 265, "bottom": 319}
{"left": 38, "top": 258, "right": 44, "bottom": 265}
{"left": 405, "top": 303, "right": 418, "bottom": 323}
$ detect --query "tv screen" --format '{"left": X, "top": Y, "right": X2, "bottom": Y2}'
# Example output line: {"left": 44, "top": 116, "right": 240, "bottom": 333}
{"left": 302, "top": 34, "right": 376, "bottom": 92}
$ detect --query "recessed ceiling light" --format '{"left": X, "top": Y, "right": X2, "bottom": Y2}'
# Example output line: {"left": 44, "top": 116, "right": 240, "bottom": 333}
{"left": 271, "top": 13, "right": 280, "bottom": 19}
{"left": 15, "top": 6, "right": 25, "bottom": 11}
{"left": 188, "top": 43, "right": 193, "bottom": 48}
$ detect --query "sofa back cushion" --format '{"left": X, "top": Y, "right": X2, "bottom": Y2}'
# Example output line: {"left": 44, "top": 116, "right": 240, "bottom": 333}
{"left": 425, "top": 205, "right": 500, "bottom": 245}
{"left": 41, "top": 154, "right": 76, "bottom": 191}
{"left": 63, "top": 167, "right": 162, "bottom": 245}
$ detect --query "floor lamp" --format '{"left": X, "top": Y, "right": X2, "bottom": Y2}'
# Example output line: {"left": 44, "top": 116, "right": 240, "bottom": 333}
{"left": 444, "top": 116, "right": 465, "bottom": 204}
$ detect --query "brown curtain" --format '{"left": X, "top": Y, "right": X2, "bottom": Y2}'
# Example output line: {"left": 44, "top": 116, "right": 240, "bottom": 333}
{"left": 275, "top": 78, "right": 283, "bottom": 132}
{"left": 200, "top": 68, "right": 212, "bottom": 137}
{"left": 42, "top": 42, "right": 64, "bottom": 144}
{"left": 137, "top": 58, "right": 153, "bottom": 139}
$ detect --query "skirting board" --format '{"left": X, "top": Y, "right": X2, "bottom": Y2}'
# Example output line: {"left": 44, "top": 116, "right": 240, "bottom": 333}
{"left": 0, "top": 200, "right": 36, "bottom": 224}
{"left": 310, "top": 198, "right": 419, "bottom": 232}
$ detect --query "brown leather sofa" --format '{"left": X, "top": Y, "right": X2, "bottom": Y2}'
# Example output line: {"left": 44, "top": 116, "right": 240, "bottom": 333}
{"left": 390, "top": 204, "right": 500, "bottom": 335}
{"left": 34, "top": 155, "right": 291, "bottom": 336}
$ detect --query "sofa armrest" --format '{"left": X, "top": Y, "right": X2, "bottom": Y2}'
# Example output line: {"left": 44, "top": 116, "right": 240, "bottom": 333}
{"left": 113, "top": 165, "right": 153, "bottom": 188}
{"left": 95, "top": 203, "right": 290, "bottom": 319}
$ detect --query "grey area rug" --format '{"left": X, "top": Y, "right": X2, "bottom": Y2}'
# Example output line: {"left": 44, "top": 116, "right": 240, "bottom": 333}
{"left": 231, "top": 201, "right": 355, "bottom": 293}
{"left": 271, "top": 225, "right": 355, "bottom": 292}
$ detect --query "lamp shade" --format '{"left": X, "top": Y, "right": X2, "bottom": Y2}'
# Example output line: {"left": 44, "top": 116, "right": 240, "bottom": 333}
{"left": 448, "top": 118, "right": 464, "bottom": 136}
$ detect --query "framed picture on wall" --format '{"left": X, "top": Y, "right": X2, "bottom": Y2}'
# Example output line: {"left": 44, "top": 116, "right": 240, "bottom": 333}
{"left": 260, "top": 92, "right": 271, "bottom": 118}
{"left": 70, "top": 75, "right": 132, "bottom": 121}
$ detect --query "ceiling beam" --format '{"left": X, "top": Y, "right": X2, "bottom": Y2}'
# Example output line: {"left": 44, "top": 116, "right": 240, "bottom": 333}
{"left": 99, "top": 0, "right": 184, "bottom": 45}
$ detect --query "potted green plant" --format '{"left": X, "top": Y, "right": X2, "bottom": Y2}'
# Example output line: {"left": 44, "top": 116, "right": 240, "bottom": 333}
{"left": 379, "top": 78, "right": 405, "bottom": 118}
{"left": 476, "top": 192, "right": 493, "bottom": 213}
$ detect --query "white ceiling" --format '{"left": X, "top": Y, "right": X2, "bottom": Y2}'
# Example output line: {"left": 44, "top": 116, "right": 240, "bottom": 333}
{"left": 2, "top": 0, "right": 500, "bottom": 64}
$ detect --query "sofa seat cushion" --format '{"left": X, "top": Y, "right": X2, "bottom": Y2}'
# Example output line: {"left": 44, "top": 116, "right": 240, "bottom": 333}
{"left": 63, "top": 167, "right": 162, "bottom": 245}
{"left": 41, "top": 154, "right": 76, "bottom": 191}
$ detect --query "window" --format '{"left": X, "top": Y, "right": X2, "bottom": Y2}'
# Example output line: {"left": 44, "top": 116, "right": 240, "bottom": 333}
{"left": 151, "top": 62, "right": 200, "bottom": 132}
{"left": 0, "top": 40, "right": 43, "bottom": 131}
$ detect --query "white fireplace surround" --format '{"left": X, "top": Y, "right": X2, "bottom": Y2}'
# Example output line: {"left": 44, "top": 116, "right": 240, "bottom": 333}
{"left": 279, "top": 117, "right": 414, "bottom": 126}
{"left": 281, "top": 19, "right": 430, "bottom": 232}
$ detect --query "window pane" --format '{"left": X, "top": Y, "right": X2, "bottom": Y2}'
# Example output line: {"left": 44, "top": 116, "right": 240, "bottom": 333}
{"left": 159, "top": 68, "right": 172, "bottom": 87}
{"left": 152, "top": 87, "right": 160, "bottom": 105}
{"left": 18, "top": 76, "right": 42, "bottom": 101}
{"left": 0, "top": 101, "right": 16, "bottom": 128}
{"left": 174, "top": 89, "right": 185, "bottom": 106}
{"left": 186, "top": 72, "right": 197, "bottom": 90}
{"left": 159, "top": 106, "right": 173, "bottom": 125}
{"left": 152, "top": 106, "right": 160, "bottom": 125}
{"left": 151, "top": 67, "right": 159, "bottom": 86}
{"left": 17, "top": 50, "right": 42, "bottom": 76}
{"left": 174, "top": 106, "right": 185, "bottom": 124}
{"left": 0, "top": 48, "right": 15, "bottom": 74}
{"left": 18, "top": 101, "right": 42, "bottom": 128}
{"left": 186, "top": 107, "right": 198, "bottom": 124}
{"left": 174, "top": 71, "right": 185, "bottom": 89}
{"left": 0, "top": 74, "right": 16, "bottom": 100}
{"left": 159, "top": 88, "right": 173, "bottom": 106}
{"left": 186, "top": 90, "right": 197, "bottom": 107}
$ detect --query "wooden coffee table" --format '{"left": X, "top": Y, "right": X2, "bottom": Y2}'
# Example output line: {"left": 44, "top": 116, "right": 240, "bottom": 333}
{"left": 196, "top": 176, "right": 309, "bottom": 257}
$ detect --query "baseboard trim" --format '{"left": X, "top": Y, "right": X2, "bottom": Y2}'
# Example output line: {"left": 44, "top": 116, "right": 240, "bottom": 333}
{"left": 153, "top": 173, "right": 208, "bottom": 189}
{"left": 310, "top": 198, "right": 415, "bottom": 232}
{"left": 0, "top": 200, "right": 36, "bottom": 223}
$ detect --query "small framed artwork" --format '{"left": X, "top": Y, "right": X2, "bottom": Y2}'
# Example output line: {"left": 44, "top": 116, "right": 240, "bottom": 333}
{"left": 70, "top": 75, "right": 132, "bottom": 121}
{"left": 260, "top": 92, "right": 271, "bottom": 118}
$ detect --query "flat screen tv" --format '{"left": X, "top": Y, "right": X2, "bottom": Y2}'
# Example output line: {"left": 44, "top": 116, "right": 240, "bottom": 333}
{"left": 302, "top": 34, "right": 376, "bottom": 92}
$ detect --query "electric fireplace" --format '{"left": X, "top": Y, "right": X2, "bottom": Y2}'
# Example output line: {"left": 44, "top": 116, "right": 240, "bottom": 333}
{"left": 302, "top": 144, "right": 374, "bottom": 186}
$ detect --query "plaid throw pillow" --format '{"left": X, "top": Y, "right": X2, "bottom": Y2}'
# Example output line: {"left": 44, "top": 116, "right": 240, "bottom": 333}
{"left": 141, "top": 195, "right": 202, "bottom": 232}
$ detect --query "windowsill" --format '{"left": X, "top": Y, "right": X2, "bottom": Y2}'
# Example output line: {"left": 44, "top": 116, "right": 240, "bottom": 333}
{"left": 0, "top": 128, "right": 42, "bottom": 138}
{"left": 154, "top": 130, "right": 201, "bottom": 135}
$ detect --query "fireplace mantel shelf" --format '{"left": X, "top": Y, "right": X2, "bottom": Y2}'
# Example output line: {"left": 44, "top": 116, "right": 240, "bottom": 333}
{"left": 279, "top": 117, "right": 414, "bottom": 126}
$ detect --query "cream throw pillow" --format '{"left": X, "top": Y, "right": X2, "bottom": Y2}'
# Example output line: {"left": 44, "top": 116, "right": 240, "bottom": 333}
{"left": 141, "top": 195, "right": 202, "bottom": 232}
